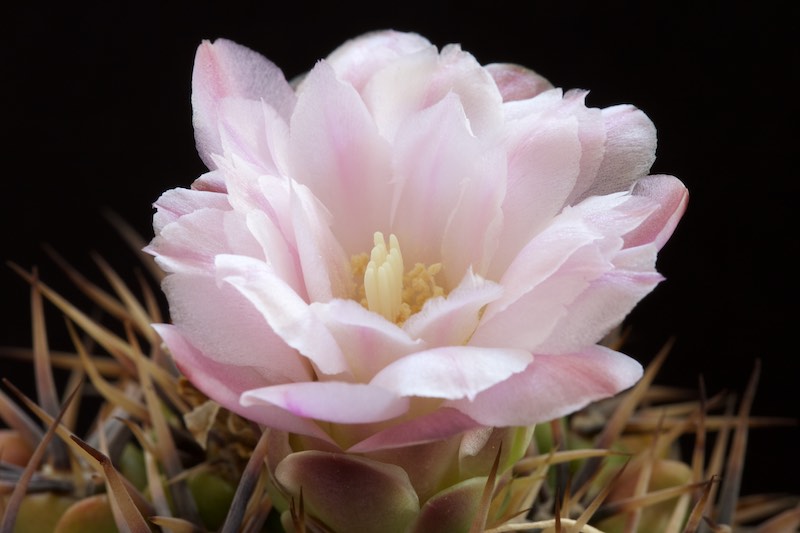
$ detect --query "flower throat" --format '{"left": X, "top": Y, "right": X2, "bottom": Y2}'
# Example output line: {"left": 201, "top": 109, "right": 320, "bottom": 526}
{"left": 351, "top": 232, "right": 444, "bottom": 324}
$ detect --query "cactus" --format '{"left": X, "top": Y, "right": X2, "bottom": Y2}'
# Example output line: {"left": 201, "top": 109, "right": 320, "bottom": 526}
{"left": 1, "top": 218, "right": 797, "bottom": 532}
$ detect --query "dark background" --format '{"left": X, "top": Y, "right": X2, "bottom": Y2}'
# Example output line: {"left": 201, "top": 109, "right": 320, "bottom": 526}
{"left": 4, "top": 2, "right": 797, "bottom": 495}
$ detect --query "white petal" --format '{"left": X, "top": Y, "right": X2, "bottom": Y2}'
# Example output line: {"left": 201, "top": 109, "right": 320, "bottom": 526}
{"left": 216, "top": 98, "right": 290, "bottom": 176}
{"left": 154, "top": 324, "right": 330, "bottom": 441}
{"left": 151, "top": 187, "right": 230, "bottom": 234}
{"left": 241, "top": 381, "right": 409, "bottom": 424}
{"left": 363, "top": 42, "right": 503, "bottom": 140}
{"left": 288, "top": 60, "right": 393, "bottom": 256}
{"left": 390, "top": 94, "right": 503, "bottom": 283}
{"left": 370, "top": 346, "right": 532, "bottom": 401}
{"left": 575, "top": 104, "right": 657, "bottom": 200}
{"left": 288, "top": 180, "right": 354, "bottom": 301}
{"left": 160, "top": 273, "right": 310, "bottom": 382}
{"left": 148, "top": 208, "right": 261, "bottom": 275}
{"left": 192, "top": 38, "right": 295, "bottom": 168}
{"left": 491, "top": 90, "right": 606, "bottom": 276}
{"left": 448, "top": 346, "right": 642, "bottom": 426}
{"left": 535, "top": 268, "right": 663, "bottom": 354}
{"left": 325, "top": 30, "right": 432, "bottom": 92}
{"left": 216, "top": 254, "right": 350, "bottom": 376}
{"left": 403, "top": 269, "right": 503, "bottom": 347}
{"left": 311, "top": 299, "right": 423, "bottom": 381}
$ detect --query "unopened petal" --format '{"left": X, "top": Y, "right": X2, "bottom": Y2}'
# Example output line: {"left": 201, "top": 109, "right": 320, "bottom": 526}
{"left": 411, "top": 477, "right": 485, "bottom": 533}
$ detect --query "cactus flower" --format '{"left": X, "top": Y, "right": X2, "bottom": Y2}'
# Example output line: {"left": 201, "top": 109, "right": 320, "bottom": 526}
{"left": 147, "top": 30, "right": 686, "bottom": 454}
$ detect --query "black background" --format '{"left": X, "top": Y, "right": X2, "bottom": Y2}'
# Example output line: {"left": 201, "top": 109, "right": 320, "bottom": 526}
{"left": 4, "top": 2, "right": 797, "bottom": 495}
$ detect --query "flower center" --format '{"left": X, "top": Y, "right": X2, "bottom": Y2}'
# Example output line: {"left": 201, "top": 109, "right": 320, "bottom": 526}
{"left": 351, "top": 232, "right": 445, "bottom": 324}
{"left": 365, "top": 232, "right": 404, "bottom": 321}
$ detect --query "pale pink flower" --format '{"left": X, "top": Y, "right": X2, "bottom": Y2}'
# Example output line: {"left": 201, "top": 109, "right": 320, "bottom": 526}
{"left": 147, "top": 31, "right": 687, "bottom": 453}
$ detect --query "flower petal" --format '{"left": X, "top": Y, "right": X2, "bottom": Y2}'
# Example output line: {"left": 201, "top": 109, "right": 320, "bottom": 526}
{"left": 289, "top": 179, "right": 354, "bottom": 301}
{"left": 490, "top": 93, "right": 582, "bottom": 274}
{"left": 362, "top": 42, "right": 504, "bottom": 140}
{"left": 440, "top": 140, "right": 506, "bottom": 281}
{"left": 191, "top": 169, "right": 227, "bottom": 193}
{"left": 447, "top": 346, "right": 642, "bottom": 426}
{"left": 575, "top": 104, "right": 657, "bottom": 200}
{"left": 325, "top": 30, "right": 432, "bottom": 92}
{"left": 201, "top": 162, "right": 307, "bottom": 296}
{"left": 241, "top": 382, "right": 409, "bottom": 424}
{"left": 215, "top": 254, "right": 349, "bottom": 376}
{"left": 160, "top": 273, "right": 310, "bottom": 381}
{"left": 370, "top": 346, "right": 532, "bottom": 401}
{"left": 151, "top": 187, "right": 230, "bottom": 234}
{"left": 153, "top": 324, "right": 329, "bottom": 440}
{"left": 196, "top": 159, "right": 353, "bottom": 303}
{"left": 288, "top": 60, "right": 393, "bottom": 256}
{"left": 491, "top": 90, "right": 607, "bottom": 276}
{"left": 536, "top": 267, "right": 663, "bottom": 354}
{"left": 485, "top": 63, "right": 554, "bottom": 102}
{"left": 219, "top": 159, "right": 289, "bottom": 227}
{"left": 475, "top": 192, "right": 658, "bottom": 353}
{"left": 192, "top": 38, "right": 295, "bottom": 168}
{"left": 403, "top": 269, "right": 503, "bottom": 347}
{"left": 148, "top": 208, "right": 262, "bottom": 275}
{"left": 475, "top": 214, "right": 613, "bottom": 350}
{"left": 221, "top": 156, "right": 354, "bottom": 302}
{"left": 625, "top": 175, "right": 689, "bottom": 250}
{"left": 311, "top": 299, "right": 423, "bottom": 381}
{"left": 390, "top": 94, "right": 503, "bottom": 281}
{"left": 244, "top": 209, "right": 305, "bottom": 295}
{"left": 216, "top": 98, "right": 290, "bottom": 176}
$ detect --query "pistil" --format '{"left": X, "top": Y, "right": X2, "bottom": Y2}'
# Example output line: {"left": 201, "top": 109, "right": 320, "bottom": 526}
{"left": 364, "top": 232, "right": 404, "bottom": 322}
